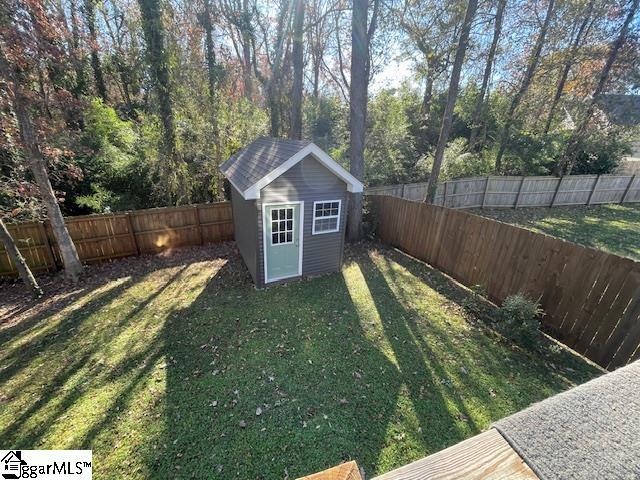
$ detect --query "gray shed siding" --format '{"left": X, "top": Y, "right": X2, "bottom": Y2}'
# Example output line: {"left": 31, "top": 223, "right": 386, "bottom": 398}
{"left": 230, "top": 185, "right": 259, "bottom": 283}
{"left": 256, "top": 154, "right": 348, "bottom": 287}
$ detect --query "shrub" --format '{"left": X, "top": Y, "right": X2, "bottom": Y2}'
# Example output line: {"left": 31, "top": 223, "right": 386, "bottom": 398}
{"left": 497, "top": 294, "right": 543, "bottom": 347}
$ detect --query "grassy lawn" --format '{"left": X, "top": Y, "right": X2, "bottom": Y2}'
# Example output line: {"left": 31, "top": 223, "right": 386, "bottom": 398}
{"left": 0, "top": 243, "right": 600, "bottom": 479}
{"left": 472, "top": 203, "right": 640, "bottom": 261}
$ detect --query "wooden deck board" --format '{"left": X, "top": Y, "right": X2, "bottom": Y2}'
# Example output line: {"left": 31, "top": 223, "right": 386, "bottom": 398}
{"left": 373, "top": 429, "right": 538, "bottom": 480}
{"left": 297, "top": 461, "right": 362, "bottom": 480}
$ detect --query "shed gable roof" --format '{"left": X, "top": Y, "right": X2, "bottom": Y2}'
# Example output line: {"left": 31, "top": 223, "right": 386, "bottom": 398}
{"left": 220, "top": 137, "right": 363, "bottom": 199}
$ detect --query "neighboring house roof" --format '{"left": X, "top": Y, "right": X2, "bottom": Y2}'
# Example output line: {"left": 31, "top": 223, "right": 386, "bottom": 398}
{"left": 596, "top": 94, "right": 640, "bottom": 127}
{"left": 220, "top": 137, "right": 363, "bottom": 200}
{"left": 494, "top": 360, "right": 640, "bottom": 480}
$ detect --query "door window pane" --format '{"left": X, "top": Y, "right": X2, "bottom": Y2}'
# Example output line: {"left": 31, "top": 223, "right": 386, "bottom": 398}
{"left": 270, "top": 207, "right": 295, "bottom": 245}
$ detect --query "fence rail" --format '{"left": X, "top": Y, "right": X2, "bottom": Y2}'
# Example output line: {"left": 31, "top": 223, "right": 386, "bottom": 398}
{"left": 0, "top": 202, "right": 234, "bottom": 277}
{"left": 365, "top": 174, "right": 640, "bottom": 209}
{"left": 370, "top": 195, "right": 640, "bottom": 370}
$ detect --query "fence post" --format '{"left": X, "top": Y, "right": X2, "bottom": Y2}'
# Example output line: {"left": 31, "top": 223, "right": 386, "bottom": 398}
{"left": 620, "top": 175, "right": 636, "bottom": 204}
{"left": 481, "top": 176, "right": 490, "bottom": 208}
{"left": 587, "top": 175, "right": 601, "bottom": 205}
{"left": 550, "top": 176, "right": 564, "bottom": 207}
{"left": 515, "top": 176, "right": 525, "bottom": 208}
{"left": 443, "top": 181, "right": 449, "bottom": 207}
{"left": 126, "top": 213, "right": 140, "bottom": 256}
{"left": 194, "top": 205, "right": 204, "bottom": 245}
{"left": 38, "top": 221, "right": 57, "bottom": 272}
{"left": 401, "top": 183, "right": 406, "bottom": 199}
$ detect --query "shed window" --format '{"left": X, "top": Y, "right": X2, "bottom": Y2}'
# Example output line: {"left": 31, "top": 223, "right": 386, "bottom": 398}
{"left": 271, "top": 207, "right": 294, "bottom": 245}
{"left": 312, "top": 200, "right": 341, "bottom": 234}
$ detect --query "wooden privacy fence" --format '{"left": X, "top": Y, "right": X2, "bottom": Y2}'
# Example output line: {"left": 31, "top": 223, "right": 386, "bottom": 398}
{"left": 370, "top": 195, "right": 640, "bottom": 370}
{"left": 365, "top": 174, "right": 640, "bottom": 209}
{"left": 0, "top": 202, "right": 234, "bottom": 277}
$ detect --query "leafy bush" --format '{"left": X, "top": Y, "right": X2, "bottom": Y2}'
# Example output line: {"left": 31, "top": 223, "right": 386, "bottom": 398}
{"left": 74, "top": 98, "right": 150, "bottom": 213}
{"left": 497, "top": 294, "right": 543, "bottom": 347}
{"left": 418, "top": 137, "right": 494, "bottom": 180}
{"left": 570, "top": 128, "right": 632, "bottom": 175}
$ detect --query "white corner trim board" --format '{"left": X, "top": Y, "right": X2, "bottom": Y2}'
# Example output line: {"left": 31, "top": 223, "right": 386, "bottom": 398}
{"left": 243, "top": 143, "right": 363, "bottom": 200}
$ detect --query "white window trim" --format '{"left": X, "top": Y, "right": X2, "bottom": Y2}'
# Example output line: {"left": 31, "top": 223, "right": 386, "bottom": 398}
{"left": 312, "top": 200, "right": 342, "bottom": 235}
{"left": 262, "top": 201, "right": 304, "bottom": 284}
{"left": 269, "top": 207, "right": 295, "bottom": 247}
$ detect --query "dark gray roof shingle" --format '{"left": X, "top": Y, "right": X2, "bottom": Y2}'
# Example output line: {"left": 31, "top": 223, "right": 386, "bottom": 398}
{"left": 597, "top": 94, "right": 640, "bottom": 127}
{"left": 220, "top": 137, "right": 311, "bottom": 193}
{"left": 494, "top": 360, "right": 640, "bottom": 480}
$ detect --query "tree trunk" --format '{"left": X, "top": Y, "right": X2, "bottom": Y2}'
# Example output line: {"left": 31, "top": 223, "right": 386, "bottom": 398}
{"left": 268, "top": 88, "right": 281, "bottom": 137}
{"left": 265, "top": 0, "right": 291, "bottom": 138}
{"left": 421, "top": 70, "right": 434, "bottom": 121}
{"left": 290, "top": 0, "right": 305, "bottom": 139}
{"left": 137, "top": 0, "right": 184, "bottom": 202}
{"left": 346, "top": 0, "right": 369, "bottom": 241}
{"left": 69, "top": 0, "right": 87, "bottom": 98}
{"left": 0, "top": 219, "right": 43, "bottom": 298}
{"left": 424, "top": 0, "right": 478, "bottom": 203}
{"left": 312, "top": 51, "right": 320, "bottom": 99}
{"left": 84, "top": 0, "right": 108, "bottom": 102}
{"left": 494, "top": 0, "right": 555, "bottom": 172}
{"left": 201, "top": 0, "right": 224, "bottom": 200}
{"left": 240, "top": 0, "right": 254, "bottom": 99}
{"left": 469, "top": 0, "right": 506, "bottom": 149}
{"left": 242, "top": 39, "right": 253, "bottom": 99}
{"left": 543, "top": 0, "right": 594, "bottom": 135}
{"left": 0, "top": 51, "right": 83, "bottom": 283}
{"left": 558, "top": 0, "right": 638, "bottom": 174}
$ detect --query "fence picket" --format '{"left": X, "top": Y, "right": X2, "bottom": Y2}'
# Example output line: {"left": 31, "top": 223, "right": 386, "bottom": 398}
{"left": 366, "top": 174, "right": 640, "bottom": 208}
{"left": 369, "top": 195, "right": 640, "bottom": 370}
{"left": 0, "top": 201, "right": 234, "bottom": 277}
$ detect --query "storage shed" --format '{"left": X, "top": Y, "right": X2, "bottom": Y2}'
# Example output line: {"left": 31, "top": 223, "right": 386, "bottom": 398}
{"left": 220, "top": 137, "right": 363, "bottom": 287}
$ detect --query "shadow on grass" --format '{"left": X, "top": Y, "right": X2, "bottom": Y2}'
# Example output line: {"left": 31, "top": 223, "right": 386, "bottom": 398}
{"left": 149, "top": 263, "right": 406, "bottom": 478}
{"left": 145, "top": 244, "right": 599, "bottom": 479}
{"left": 0, "top": 243, "right": 600, "bottom": 480}
{"left": 376, "top": 245, "right": 601, "bottom": 384}
{"left": 0, "top": 266, "right": 190, "bottom": 448}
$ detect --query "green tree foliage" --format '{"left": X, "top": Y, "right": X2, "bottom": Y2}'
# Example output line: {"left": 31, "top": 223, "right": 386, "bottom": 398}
{"left": 2, "top": 0, "right": 638, "bottom": 222}
{"left": 365, "top": 87, "right": 421, "bottom": 185}
{"left": 74, "top": 98, "right": 151, "bottom": 212}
